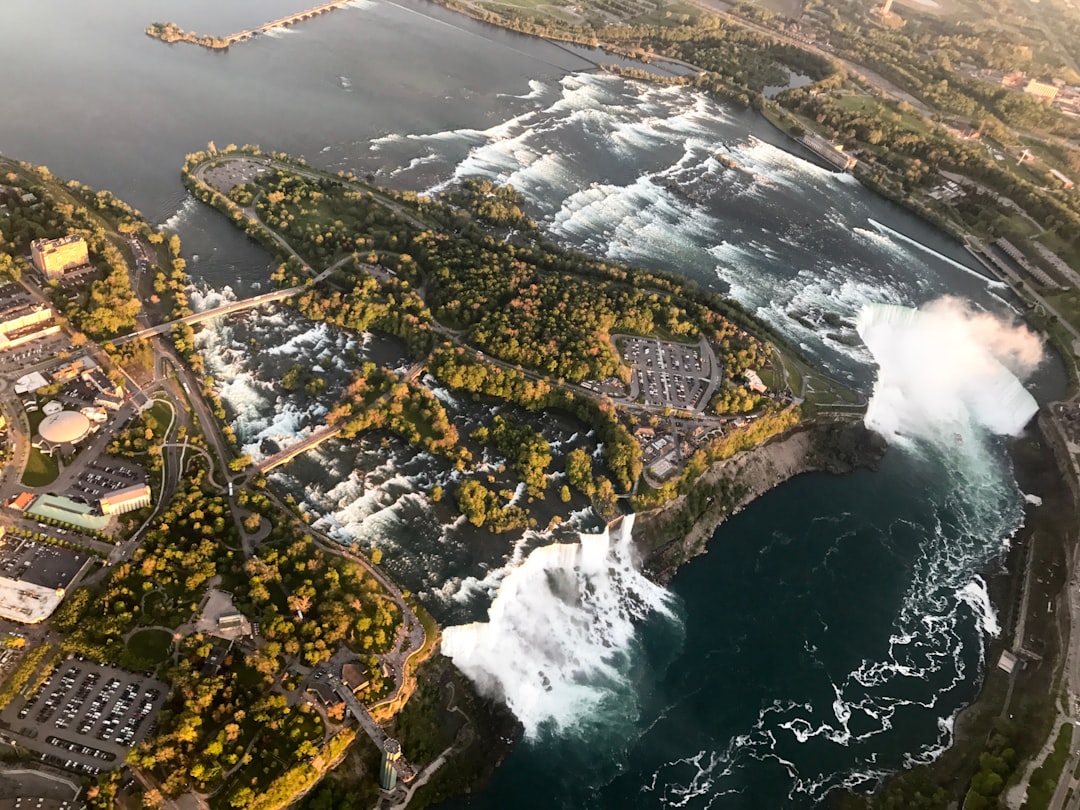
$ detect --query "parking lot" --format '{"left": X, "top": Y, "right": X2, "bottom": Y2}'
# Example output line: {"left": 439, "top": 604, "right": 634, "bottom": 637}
{"left": 620, "top": 337, "right": 716, "bottom": 412}
{"left": 69, "top": 456, "right": 148, "bottom": 504}
{"left": 0, "top": 536, "right": 87, "bottom": 590}
{"left": 200, "top": 158, "right": 269, "bottom": 194}
{"left": 1, "top": 659, "right": 168, "bottom": 775}
{"left": 0, "top": 335, "right": 72, "bottom": 370}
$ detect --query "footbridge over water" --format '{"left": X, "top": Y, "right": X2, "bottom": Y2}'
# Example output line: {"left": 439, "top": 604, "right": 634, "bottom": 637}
{"left": 252, "top": 361, "right": 426, "bottom": 473}
{"left": 224, "top": 0, "right": 353, "bottom": 44}
{"left": 114, "top": 264, "right": 339, "bottom": 346}
{"left": 255, "top": 425, "right": 343, "bottom": 473}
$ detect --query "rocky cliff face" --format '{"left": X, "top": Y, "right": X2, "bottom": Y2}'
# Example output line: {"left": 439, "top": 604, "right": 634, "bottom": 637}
{"left": 633, "top": 418, "right": 887, "bottom": 583}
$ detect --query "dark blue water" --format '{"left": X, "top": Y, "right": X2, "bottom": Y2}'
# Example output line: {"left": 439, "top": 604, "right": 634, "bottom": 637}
{"left": 0, "top": 3, "right": 1067, "bottom": 808}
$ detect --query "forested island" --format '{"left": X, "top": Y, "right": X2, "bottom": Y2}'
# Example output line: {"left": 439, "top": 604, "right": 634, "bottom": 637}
{"left": 388, "top": 0, "right": 1080, "bottom": 806}
{"left": 181, "top": 146, "right": 866, "bottom": 544}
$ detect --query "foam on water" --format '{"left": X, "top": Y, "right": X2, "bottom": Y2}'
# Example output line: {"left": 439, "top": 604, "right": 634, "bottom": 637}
{"left": 161, "top": 194, "right": 199, "bottom": 230}
{"left": 442, "top": 515, "right": 678, "bottom": 738}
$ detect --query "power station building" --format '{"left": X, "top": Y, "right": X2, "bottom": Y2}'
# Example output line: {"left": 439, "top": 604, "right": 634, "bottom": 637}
{"left": 30, "top": 235, "right": 90, "bottom": 280}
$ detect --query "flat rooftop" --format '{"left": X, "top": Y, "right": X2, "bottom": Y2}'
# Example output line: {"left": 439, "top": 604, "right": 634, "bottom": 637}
{"left": 26, "top": 494, "right": 110, "bottom": 532}
{"left": 0, "top": 576, "right": 63, "bottom": 623}
{"left": 0, "top": 536, "right": 87, "bottom": 590}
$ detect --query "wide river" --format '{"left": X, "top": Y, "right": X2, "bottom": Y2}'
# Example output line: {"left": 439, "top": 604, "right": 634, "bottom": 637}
{"left": 0, "top": 1, "right": 1067, "bottom": 807}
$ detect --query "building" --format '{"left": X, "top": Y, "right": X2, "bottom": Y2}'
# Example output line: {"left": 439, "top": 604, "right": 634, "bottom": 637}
{"left": 798, "top": 131, "right": 858, "bottom": 171}
{"left": 35, "top": 410, "right": 93, "bottom": 454}
{"left": 5, "top": 492, "right": 34, "bottom": 512}
{"left": 50, "top": 355, "right": 96, "bottom": 384}
{"left": 341, "top": 661, "right": 370, "bottom": 694}
{"left": 0, "top": 303, "right": 51, "bottom": 336}
{"left": 380, "top": 738, "right": 403, "bottom": 791}
{"left": 306, "top": 679, "right": 343, "bottom": 709}
{"left": 1001, "top": 71, "right": 1026, "bottom": 89}
{"left": 1049, "top": 168, "right": 1075, "bottom": 189}
{"left": 99, "top": 484, "right": 152, "bottom": 515}
{"left": 744, "top": 370, "right": 768, "bottom": 395}
{"left": 30, "top": 235, "right": 89, "bottom": 280}
{"left": 26, "top": 493, "right": 110, "bottom": 532}
{"left": 1024, "top": 79, "right": 1059, "bottom": 103}
{"left": 84, "top": 367, "right": 124, "bottom": 410}
{"left": 0, "top": 577, "right": 64, "bottom": 624}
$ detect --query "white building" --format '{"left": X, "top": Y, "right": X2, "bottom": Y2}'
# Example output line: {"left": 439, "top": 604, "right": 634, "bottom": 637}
{"left": 99, "top": 484, "right": 152, "bottom": 515}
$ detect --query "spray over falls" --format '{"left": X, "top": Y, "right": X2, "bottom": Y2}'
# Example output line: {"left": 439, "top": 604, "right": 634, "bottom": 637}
{"left": 441, "top": 515, "right": 677, "bottom": 739}
{"left": 857, "top": 298, "right": 1043, "bottom": 442}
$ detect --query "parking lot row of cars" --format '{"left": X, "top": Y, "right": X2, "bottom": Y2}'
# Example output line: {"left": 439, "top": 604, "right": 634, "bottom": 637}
{"left": 17, "top": 661, "right": 161, "bottom": 751}
{"left": 73, "top": 460, "right": 148, "bottom": 499}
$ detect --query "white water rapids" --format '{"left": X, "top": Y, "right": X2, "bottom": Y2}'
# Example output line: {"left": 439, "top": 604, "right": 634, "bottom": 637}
{"left": 441, "top": 514, "right": 677, "bottom": 738}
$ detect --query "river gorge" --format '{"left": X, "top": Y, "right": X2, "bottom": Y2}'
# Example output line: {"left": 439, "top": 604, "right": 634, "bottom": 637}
{"left": 0, "top": 1, "right": 1068, "bottom": 807}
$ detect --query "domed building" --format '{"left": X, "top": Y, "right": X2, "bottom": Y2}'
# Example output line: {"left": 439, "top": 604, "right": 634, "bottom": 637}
{"left": 34, "top": 410, "right": 92, "bottom": 455}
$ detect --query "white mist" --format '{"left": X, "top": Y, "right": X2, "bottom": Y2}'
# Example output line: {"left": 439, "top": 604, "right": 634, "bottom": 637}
{"left": 857, "top": 297, "right": 1042, "bottom": 443}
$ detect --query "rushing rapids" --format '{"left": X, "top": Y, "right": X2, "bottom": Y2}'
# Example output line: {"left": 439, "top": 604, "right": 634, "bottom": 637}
{"left": 441, "top": 515, "right": 678, "bottom": 739}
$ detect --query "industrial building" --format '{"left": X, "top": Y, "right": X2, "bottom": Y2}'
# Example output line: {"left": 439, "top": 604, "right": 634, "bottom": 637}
{"left": 99, "top": 484, "right": 152, "bottom": 515}
{"left": 30, "top": 235, "right": 89, "bottom": 280}
{"left": 798, "top": 131, "right": 858, "bottom": 171}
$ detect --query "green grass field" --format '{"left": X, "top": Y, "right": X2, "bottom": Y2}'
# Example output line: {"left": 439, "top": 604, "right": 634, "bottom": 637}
{"left": 21, "top": 449, "right": 59, "bottom": 487}
{"left": 834, "top": 94, "right": 931, "bottom": 135}
{"left": 124, "top": 628, "right": 173, "bottom": 668}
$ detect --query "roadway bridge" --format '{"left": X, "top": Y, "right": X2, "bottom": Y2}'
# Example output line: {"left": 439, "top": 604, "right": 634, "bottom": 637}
{"left": 255, "top": 424, "right": 343, "bottom": 473}
{"left": 225, "top": 0, "right": 353, "bottom": 44}
{"left": 113, "top": 263, "right": 341, "bottom": 346}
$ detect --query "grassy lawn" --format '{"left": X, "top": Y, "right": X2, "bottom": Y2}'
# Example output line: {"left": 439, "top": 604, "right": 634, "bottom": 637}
{"left": 123, "top": 628, "right": 173, "bottom": 669}
{"left": 834, "top": 94, "right": 930, "bottom": 135}
{"left": 21, "top": 448, "right": 59, "bottom": 487}
{"left": 1044, "top": 290, "right": 1080, "bottom": 339}
{"left": 147, "top": 400, "right": 174, "bottom": 437}
{"left": 1022, "top": 723, "right": 1074, "bottom": 810}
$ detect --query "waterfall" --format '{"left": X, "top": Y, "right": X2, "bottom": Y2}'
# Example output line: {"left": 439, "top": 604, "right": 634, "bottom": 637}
{"left": 441, "top": 515, "right": 677, "bottom": 739}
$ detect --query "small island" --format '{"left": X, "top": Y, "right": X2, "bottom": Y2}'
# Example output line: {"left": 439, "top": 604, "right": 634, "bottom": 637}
{"left": 145, "top": 21, "right": 229, "bottom": 50}
{"left": 145, "top": 1, "right": 355, "bottom": 51}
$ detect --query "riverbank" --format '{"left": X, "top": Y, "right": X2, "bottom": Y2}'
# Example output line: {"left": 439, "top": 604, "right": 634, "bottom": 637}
{"left": 830, "top": 415, "right": 1076, "bottom": 808}
{"left": 633, "top": 417, "right": 887, "bottom": 583}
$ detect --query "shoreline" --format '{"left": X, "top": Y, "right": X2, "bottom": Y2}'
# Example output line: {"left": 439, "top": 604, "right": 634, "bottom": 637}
{"left": 632, "top": 416, "right": 887, "bottom": 582}
{"left": 629, "top": 408, "right": 1076, "bottom": 808}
